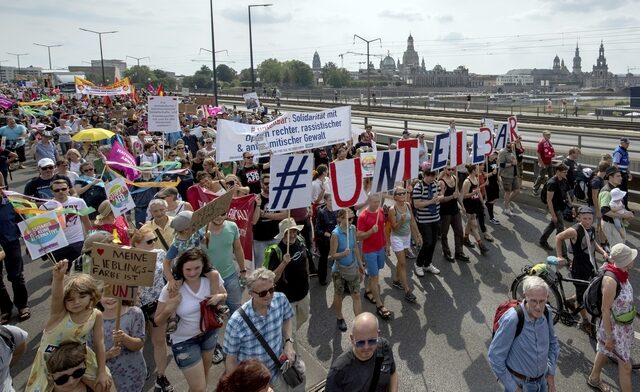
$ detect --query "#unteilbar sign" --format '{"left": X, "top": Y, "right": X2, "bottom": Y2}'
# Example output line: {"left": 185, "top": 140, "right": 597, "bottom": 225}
{"left": 91, "top": 243, "right": 156, "bottom": 286}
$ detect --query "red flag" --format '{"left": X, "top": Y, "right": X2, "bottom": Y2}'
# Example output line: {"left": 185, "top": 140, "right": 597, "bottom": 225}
{"left": 227, "top": 195, "right": 256, "bottom": 267}
{"left": 157, "top": 83, "right": 165, "bottom": 96}
{"left": 103, "top": 95, "right": 112, "bottom": 107}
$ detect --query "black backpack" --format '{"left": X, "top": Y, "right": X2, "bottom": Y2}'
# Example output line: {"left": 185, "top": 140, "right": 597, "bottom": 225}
{"left": 574, "top": 170, "right": 594, "bottom": 201}
{"left": 540, "top": 178, "right": 551, "bottom": 204}
{"left": 583, "top": 270, "right": 621, "bottom": 318}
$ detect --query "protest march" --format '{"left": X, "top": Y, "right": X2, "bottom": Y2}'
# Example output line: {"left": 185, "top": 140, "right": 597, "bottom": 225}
{"left": 0, "top": 77, "right": 637, "bottom": 392}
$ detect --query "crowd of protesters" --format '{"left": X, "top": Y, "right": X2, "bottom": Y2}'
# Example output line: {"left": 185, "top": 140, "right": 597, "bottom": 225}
{"left": 0, "top": 82, "right": 636, "bottom": 392}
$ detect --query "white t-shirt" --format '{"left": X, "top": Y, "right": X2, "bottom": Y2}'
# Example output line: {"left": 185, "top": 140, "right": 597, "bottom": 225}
{"left": 311, "top": 177, "right": 331, "bottom": 204}
{"left": 1, "top": 325, "right": 28, "bottom": 392}
{"left": 41, "top": 196, "right": 88, "bottom": 244}
{"left": 158, "top": 274, "right": 224, "bottom": 344}
{"left": 54, "top": 125, "right": 73, "bottom": 143}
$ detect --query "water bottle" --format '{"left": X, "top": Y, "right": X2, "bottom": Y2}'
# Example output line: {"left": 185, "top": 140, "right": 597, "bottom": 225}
{"left": 546, "top": 256, "right": 559, "bottom": 266}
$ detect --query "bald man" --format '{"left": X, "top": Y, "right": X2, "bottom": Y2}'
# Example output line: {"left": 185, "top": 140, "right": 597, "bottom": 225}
{"left": 325, "top": 312, "right": 398, "bottom": 392}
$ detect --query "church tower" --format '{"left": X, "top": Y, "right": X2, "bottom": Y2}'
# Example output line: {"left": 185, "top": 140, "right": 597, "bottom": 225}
{"left": 402, "top": 34, "right": 420, "bottom": 70}
{"left": 553, "top": 55, "right": 560, "bottom": 71}
{"left": 312, "top": 51, "right": 321, "bottom": 72}
{"left": 572, "top": 42, "right": 582, "bottom": 74}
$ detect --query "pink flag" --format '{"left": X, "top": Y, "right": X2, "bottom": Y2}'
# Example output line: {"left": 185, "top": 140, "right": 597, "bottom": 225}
{"left": 147, "top": 83, "right": 156, "bottom": 95}
{"left": 0, "top": 96, "right": 15, "bottom": 109}
{"left": 107, "top": 141, "right": 140, "bottom": 180}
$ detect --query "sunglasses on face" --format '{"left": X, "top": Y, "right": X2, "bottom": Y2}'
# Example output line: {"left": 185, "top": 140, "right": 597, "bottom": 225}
{"left": 244, "top": 156, "right": 253, "bottom": 159}
{"left": 53, "top": 367, "right": 86, "bottom": 386}
{"left": 354, "top": 338, "right": 378, "bottom": 349}
{"left": 395, "top": 192, "right": 406, "bottom": 196}
{"left": 53, "top": 188, "right": 68, "bottom": 193}
{"left": 145, "top": 237, "right": 158, "bottom": 245}
{"left": 177, "top": 147, "right": 185, "bottom": 150}
{"left": 251, "top": 287, "right": 275, "bottom": 298}
{"left": 83, "top": 168, "right": 94, "bottom": 173}
{"left": 41, "top": 166, "right": 54, "bottom": 170}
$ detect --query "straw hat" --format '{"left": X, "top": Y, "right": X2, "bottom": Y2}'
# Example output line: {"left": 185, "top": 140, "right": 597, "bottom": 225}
{"left": 275, "top": 218, "right": 304, "bottom": 240}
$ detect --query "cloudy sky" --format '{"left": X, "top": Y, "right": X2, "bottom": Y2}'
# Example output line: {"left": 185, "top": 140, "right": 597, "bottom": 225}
{"left": 2, "top": 0, "right": 639, "bottom": 77}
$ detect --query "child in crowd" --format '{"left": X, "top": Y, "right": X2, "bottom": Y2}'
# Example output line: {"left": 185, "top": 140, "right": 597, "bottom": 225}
{"left": 27, "top": 260, "right": 112, "bottom": 392}
{"left": 609, "top": 188, "right": 631, "bottom": 240}
{"left": 46, "top": 341, "right": 94, "bottom": 392}
{"left": 89, "top": 297, "right": 146, "bottom": 392}
{"left": 162, "top": 210, "right": 219, "bottom": 333}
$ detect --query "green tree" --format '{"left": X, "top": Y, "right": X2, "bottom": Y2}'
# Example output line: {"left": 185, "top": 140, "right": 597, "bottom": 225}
{"left": 152, "top": 69, "right": 177, "bottom": 90}
{"left": 124, "top": 65, "right": 155, "bottom": 86}
{"left": 238, "top": 68, "right": 252, "bottom": 82}
{"left": 216, "top": 64, "right": 237, "bottom": 83}
{"left": 322, "top": 62, "right": 351, "bottom": 88}
{"left": 183, "top": 65, "right": 214, "bottom": 89}
{"left": 257, "top": 58, "right": 283, "bottom": 85}
{"left": 282, "top": 60, "right": 313, "bottom": 88}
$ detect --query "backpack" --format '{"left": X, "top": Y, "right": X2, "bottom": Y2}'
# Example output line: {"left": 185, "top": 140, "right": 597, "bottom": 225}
{"left": 263, "top": 235, "right": 307, "bottom": 269}
{"left": 0, "top": 325, "right": 16, "bottom": 352}
{"left": 574, "top": 168, "right": 594, "bottom": 202}
{"left": 492, "top": 299, "right": 549, "bottom": 339}
{"left": 540, "top": 180, "right": 550, "bottom": 204}
{"left": 582, "top": 270, "right": 621, "bottom": 317}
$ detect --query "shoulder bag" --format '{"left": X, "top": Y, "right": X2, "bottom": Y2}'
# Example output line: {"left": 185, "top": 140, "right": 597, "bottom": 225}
{"left": 199, "top": 298, "right": 224, "bottom": 333}
{"left": 238, "top": 308, "right": 305, "bottom": 388}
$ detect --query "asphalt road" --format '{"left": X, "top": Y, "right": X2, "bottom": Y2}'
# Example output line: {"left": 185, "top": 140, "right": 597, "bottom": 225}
{"left": 7, "top": 162, "right": 640, "bottom": 392}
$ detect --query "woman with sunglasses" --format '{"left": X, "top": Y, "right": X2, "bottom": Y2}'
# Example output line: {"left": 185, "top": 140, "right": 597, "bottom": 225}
{"left": 388, "top": 187, "right": 422, "bottom": 303}
{"left": 131, "top": 227, "right": 176, "bottom": 392}
{"left": 174, "top": 140, "right": 193, "bottom": 161}
{"left": 74, "top": 162, "right": 107, "bottom": 221}
{"left": 156, "top": 248, "right": 227, "bottom": 392}
{"left": 438, "top": 166, "right": 469, "bottom": 262}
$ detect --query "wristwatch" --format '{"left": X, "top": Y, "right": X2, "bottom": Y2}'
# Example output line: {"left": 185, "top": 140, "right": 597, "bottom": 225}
{"left": 285, "top": 337, "right": 295, "bottom": 344}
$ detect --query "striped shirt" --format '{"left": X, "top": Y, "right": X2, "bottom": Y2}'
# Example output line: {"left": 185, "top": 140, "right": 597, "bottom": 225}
{"left": 412, "top": 180, "right": 440, "bottom": 223}
{"left": 223, "top": 292, "right": 294, "bottom": 381}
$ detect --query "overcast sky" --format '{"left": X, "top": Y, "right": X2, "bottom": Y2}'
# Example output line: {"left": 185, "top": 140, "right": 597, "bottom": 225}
{"left": 3, "top": 0, "right": 640, "bottom": 77}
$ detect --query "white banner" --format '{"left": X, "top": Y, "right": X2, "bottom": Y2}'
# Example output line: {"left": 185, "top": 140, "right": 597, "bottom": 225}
{"left": 148, "top": 96, "right": 180, "bottom": 133}
{"left": 18, "top": 210, "right": 69, "bottom": 259}
{"left": 216, "top": 106, "right": 352, "bottom": 162}
{"left": 268, "top": 154, "right": 313, "bottom": 210}
{"left": 74, "top": 76, "right": 132, "bottom": 96}
{"left": 329, "top": 157, "right": 367, "bottom": 210}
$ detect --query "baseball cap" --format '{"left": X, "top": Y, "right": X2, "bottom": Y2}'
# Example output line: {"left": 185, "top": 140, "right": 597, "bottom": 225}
{"left": 620, "top": 137, "right": 630, "bottom": 144}
{"left": 402, "top": 130, "right": 410, "bottom": 136}
{"left": 609, "top": 243, "right": 637, "bottom": 269}
{"left": 577, "top": 206, "right": 594, "bottom": 215}
{"left": 38, "top": 158, "right": 55, "bottom": 168}
{"left": 171, "top": 211, "right": 193, "bottom": 232}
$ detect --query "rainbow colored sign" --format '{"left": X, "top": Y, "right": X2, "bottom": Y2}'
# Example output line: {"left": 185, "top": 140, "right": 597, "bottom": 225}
{"left": 106, "top": 177, "right": 135, "bottom": 217}
{"left": 17, "top": 210, "right": 68, "bottom": 259}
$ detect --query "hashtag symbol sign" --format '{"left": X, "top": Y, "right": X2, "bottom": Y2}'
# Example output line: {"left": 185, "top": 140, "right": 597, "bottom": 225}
{"left": 270, "top": 155, "right": 310, "bottom": 210}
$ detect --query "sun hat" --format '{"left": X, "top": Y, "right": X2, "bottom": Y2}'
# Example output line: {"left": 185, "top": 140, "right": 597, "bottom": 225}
{"left": 610, "top": 188, "right": 626, "bottom": 201}
{"left": 38, "top": 158, "right": 55, "bottom": 168}
{"left": 609, "top": 243, "right": 637, "bottom": 269}
{"left": 275, "top": 218, "right": 304, "bottom": 240}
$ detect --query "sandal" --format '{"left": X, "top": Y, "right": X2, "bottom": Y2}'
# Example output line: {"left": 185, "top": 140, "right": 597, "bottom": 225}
{"left": 364, "top": 291, "right": 376, "bottom": 305}
{"left": 0, "top": 313, "right": 10, "bottom": 325}
{"left": 587, "top": 377, "right": 612, "bottom": 392}
{"left": 376, "top": 305, "right": 392, "bottom": 320}
{"left": 18, "top": 307, "right": 31, "bottom": 322}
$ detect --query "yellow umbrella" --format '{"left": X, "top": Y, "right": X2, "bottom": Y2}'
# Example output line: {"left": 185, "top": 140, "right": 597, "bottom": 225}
{"left": 72, "top": 128, "right": 115, "bottom": 142}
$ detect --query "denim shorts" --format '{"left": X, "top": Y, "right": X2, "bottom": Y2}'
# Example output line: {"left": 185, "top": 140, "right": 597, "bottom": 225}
{"left": 363, "top": 248, "right": 385, "bottom": 277}
{"left": 171, "top": 330, "right": 218, "bottom": 369}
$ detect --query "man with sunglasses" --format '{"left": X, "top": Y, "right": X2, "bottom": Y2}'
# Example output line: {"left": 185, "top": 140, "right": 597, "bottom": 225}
{"left": 326, "top": 312, "right": 398, "bottom": 392}
{"left": 224, "top": 268, "right": 302, "bottom": 391}
{"left": 24, "top": 158, "right": 73, "bottom": 199}
{"left": 41, "top": 179, "right": 91, "bottom": 270}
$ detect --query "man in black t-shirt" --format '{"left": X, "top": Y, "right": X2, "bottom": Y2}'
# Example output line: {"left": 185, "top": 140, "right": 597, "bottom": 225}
{"left": 326, "top": 312, "right": 397, "bottom": 392}
{"left": 267, "top": 218, "right": 310, "bottom": 331}
{"left": 539, "top": 163, "right": 571, "bottom": 251}
{"left": 24, "top": 158, "right": 73, "bottom": 199}
{"left": 252, "top": 174, "right": 287, "bottom": 269}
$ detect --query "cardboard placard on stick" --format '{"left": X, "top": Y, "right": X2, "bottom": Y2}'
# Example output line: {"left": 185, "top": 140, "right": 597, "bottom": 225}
{"left": 91, "top": 243, "right": 156, "bottom": 286}
{"left": 190, "top": 191, "right": 233, "bottom": 231}
{"left": 104, "top": 283, "right": 137, "bottom": 301}
{"left": 178, "top": 103, "right": 199, "bottom": 115}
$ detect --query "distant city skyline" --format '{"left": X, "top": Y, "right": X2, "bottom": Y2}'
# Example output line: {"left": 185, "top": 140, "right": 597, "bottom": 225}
{"left": 2, "top": 0, "right": 639, "bottom": 76}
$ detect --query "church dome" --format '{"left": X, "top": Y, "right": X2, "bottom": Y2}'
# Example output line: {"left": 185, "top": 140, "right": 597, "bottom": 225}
{"left": 382, "top": 54, "right": 395, "bottom": 69}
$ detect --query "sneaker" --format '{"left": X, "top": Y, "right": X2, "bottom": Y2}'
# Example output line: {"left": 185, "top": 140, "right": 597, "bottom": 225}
{"left": 212, "top": 343, "right": 224, "bottom": 364}
{"left": 392, "top": 280, "right": 403, "bottom": 290}
{"left": 503, "top": 209, "right": 513, "bottom": 216}
{"left": 489, "top": 218, "right": 501, "bottom": 225}
{"left": 337, "top": 318, "right": 348, "bottom": 332}
{"left": 463, "top": 238, "right": 475, "bottom": 248}
{"left": 533, "top": 189, "right": 540, "bottom": 196}
{"left": 455, "top": 253, "right": 470, "bottom": 262}
{"left": 404, "top": 292, "right": 417, "bottom": 303}
{"left": 444, "top": 253, "right": 455, "bottom": 262}
{"left": 425, "top": 265, "right": 440, "bottom": 274}
{"left": 155, "top": 375, "right": 174, "bottom": 392}
{"left": 414, "top": 266, "right": 425, "bottom": 277}
{"left": 538, "top": 241, "right": 553, "bottom": 251}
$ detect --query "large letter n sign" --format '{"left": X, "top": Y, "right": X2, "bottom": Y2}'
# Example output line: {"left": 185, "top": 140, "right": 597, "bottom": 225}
{"left": 268, "top": 153, "right": 312, "bottom": 210}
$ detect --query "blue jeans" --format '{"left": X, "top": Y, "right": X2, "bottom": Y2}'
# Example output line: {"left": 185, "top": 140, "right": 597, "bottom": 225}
{"left": 510, "top": 376, "right": 548, "bottom": 392}
{"left": 223, "top": 271, "right": 243, "bottom": 314}
{"left": 171, "top": 330, "right": 218, "bottom": 370}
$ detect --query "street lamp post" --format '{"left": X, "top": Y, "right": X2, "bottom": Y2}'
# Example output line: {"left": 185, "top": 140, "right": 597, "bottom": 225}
{"left": 126, "top": 55, "right": 150, "bottom": 86}
{"left": 209, "top": 0, "right": 219, "bottom": 104}
{"left": 353, "top": 34, "right": 381, "bottom": 111}
{"left": 33, "top": 43, "right": 62, "bottom": 69}
{"left": 248, "top": 3, "right": 272, "bottom": 92}
{"left": 7, "top": 52, "right": 28, "bottom": 74}
{"left": 79, "top": 28, "right": 118, "bottom": 84}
